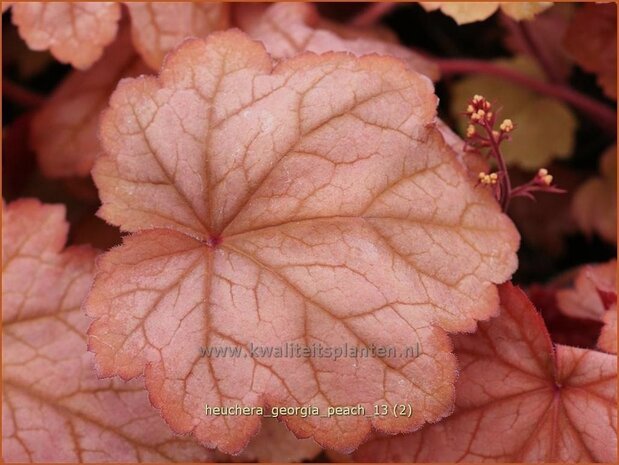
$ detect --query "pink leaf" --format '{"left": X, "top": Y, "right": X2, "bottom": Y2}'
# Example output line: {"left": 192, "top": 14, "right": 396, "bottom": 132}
{"left": 599, "top": 307, "right": 618, "bottom": 354}
{"left": 564, "top": 3, "right": 617, "bottom": 100}
{"left": 8, "top": 2, "right": 230, "bottom": 71}
{"left": 572, "top": 145, "right": 617, "bottom": 244}
{"left": 421, "top": 2, "right": 551, "bottom": 25}
{"left": 230, "top": 419, "right": 322, "bottom": 463}
{"left": 354, "top": 283, "right": 617, "bottom": 462}
{"left": 9, "top": 2, "right": 121, "bottom": 70}
{"left": 2, "top": 199, "right": 214, "bottom": 462}
{"left": 556, "top": 260, "right": 616, "bottom": 321}
{"left": 85, "top": 30, "right": 519, "bottom": 453}
{"left": 527, "top": 283, "right": 603, "bottom": 349}
{"left": 125, "top": 2, "right": 230, "bottom": 70}
{"left": 557, "top": 260, "right": 617, "bottom": 354}
{"left": 235, "top": 2, "right": 439, "bottom": 81}
{"left": 31, "top": 29, "right": 150, "bottom": 178}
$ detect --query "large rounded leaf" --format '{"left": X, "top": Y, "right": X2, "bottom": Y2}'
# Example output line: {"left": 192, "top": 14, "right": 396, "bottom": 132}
{"left": 86, "top": 30, "right": 519, "bottom": 453}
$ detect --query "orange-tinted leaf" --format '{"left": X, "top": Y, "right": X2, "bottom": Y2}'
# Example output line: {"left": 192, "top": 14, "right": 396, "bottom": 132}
{"left": 556, "top": 260, "right": 616, "bottom": 321}
{"left": 421, "top": 2, "right": 551, "bottom": 25}
{"left": 31, "top": 29, "right": 149, "bottom": 179}
{"left": 528, "top": 282, "right": 603, "bottom": 349}
{"left": 125, "top": 2, "right": 230, "bottom": 70}
{"left": 236, "top": 2, "right": 439, "bottom": 80}
{"left": 231, "top": 419, "right": 321, "bottom": 463}
{"left": 354, "top": 283, "right": 617, "bottom": 462}
{"left": 86, "top": 30, "right": 519, "bottom": 453}
{"left": 421, "top": 1, "right": 500, "bottom": 24}
{"left": 499, "top": 2, "right": 554, "bottom": 21}
{"left": 564, "top": 2, "right": 617, "bottom": 100}
{"left": 572, "top": 145, "right": 617, "bottom": 244}
{"left": 599, "top": 306, "right": 618, "bottom": 354}
{"left": 2, "top": 199, "right": 213, "bottom": 462}
{"left": 557, "top": 260, "right": 617, "bottom": 354}
{"left": 9, "top": 2, "right": 121, "bottom": 70}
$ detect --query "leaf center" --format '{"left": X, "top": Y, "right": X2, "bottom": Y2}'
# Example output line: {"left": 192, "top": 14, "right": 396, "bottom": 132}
{"left": 204, "top": 234, "right": 222, "bottom": 248}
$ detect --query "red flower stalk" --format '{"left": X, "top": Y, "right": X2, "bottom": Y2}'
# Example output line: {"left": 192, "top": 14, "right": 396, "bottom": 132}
{"left": 463, "top": 94, "right": 566, "bottom": 211}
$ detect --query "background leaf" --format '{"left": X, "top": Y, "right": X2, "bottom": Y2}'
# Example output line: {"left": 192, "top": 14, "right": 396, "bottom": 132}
{"left": 8, "top": 2, "right": 121, "bottom": 69}
{"left": 2, "top": 199, "right": 214, "bottom": 462}
{"left": 449, "top": 56, "right": 577, "bottom": 170}
{"left": 353, "top": 283, "right": 617, "bottom": 462}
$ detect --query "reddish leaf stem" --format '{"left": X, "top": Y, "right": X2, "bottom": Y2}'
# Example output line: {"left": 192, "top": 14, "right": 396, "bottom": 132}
{"left": 464, "top": 96, "right": 565, "bottom": 211}
{"left": 501, "top": 13, "right": 565, "bottom": 84}
{"left": 2, "top": 79, "right": 45, "bottom": 109}
{"left": 436, "top": 58, "right": 617, "bottom": 136}
{"left": 349, "top": 2, "right": 396, "bottom": 27}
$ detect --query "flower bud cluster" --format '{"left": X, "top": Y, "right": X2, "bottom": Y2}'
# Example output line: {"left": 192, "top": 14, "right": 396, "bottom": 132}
{"left": 462, "top": 94, "right": 564, "bottom": 210}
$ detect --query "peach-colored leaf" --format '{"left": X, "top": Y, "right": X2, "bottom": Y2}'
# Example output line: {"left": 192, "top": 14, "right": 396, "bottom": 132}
{"left": 236, "top": 2, "right": 439, "bottom": 81}
{"left": 556, "top": 260, "right": 616, "bottom": 321}
{"left": 564, "top": 3, "right": 617, "bottom": 100}
{"left": 572, "top": 145, "right": 617, "bottom": 244}
{"left": 10, "top": 2, "right": 121, "bottom": 70}
{"left": 125, "top": 2, "right": 230, "bottom": 70}
{"left": 500, "top": 2, "right": 554, "bottom": 21}
{"left": 528, "top": 282, "right": 604, "bottom": 349}
{"left": 231, "top": 419, "right": 321, "bottom": 463}
{"left": 557, "top": 260, "right": 617, "bottom": 354}
{"left": 421, "top": 2, "right": 551, "bottom": 25}
{"left": 354, "top": 283, "right": 618, "bottom": 462}
{"left": 2, "top": 199, "right": 214, "bottom": 462}
{"left": 86, "top": 30, "right": 519, "bottom": 453}
{"left": 31, "top": 29, "right": 150, "bottom": 179}
{"left": 599, "top": 306, "right": 618, "bottom": 354}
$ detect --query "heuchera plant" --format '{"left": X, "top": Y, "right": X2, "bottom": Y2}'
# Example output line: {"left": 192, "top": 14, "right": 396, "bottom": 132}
{"left": 84, "top": 30, "right": 518, "bottom": 453}
{"left": 2, "top": 2, "right": 617, "bottom": 463}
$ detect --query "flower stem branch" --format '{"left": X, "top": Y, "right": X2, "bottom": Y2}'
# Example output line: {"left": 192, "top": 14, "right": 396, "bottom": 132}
{"left": 482, "top": 118, "right": 513, "bottom": 211}
{"left": 436, "top": 58, "right": 616, "bottom": 136}
{"left": 465, "top": 95, "right": 565, "bottom": 211}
